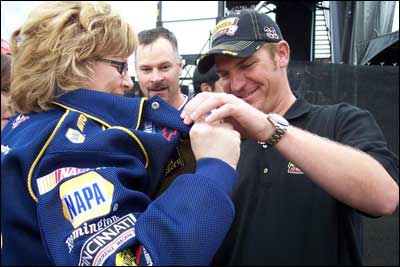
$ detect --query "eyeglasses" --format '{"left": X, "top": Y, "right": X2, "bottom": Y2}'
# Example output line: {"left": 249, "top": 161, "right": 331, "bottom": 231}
{"left": 96, "top": 57, "right": 129, "bottom": 76}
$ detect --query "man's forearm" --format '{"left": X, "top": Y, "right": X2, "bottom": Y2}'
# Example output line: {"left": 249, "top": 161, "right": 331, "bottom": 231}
{"left": 275, "top": 126, "right": 399, "bottom": 216}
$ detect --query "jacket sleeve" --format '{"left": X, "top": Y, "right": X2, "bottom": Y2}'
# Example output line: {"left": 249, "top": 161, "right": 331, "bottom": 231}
{"left": 34, "top": 118, "right": 237, "bottom": 266}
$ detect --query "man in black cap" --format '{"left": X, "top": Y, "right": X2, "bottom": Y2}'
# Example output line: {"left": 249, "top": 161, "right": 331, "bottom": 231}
{"left": 181, "top": 9, "right": 399, "bottom": 266}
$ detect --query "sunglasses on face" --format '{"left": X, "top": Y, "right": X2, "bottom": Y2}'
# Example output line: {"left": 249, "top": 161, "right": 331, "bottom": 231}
{"left": 96, "top": 57, "right": 129, "bottom": 76}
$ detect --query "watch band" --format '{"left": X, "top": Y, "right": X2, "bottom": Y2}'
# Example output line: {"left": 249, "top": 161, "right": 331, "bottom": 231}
{"left": 266, "top": 127, "right": 286, "bottom": 145}
{"left": 265, "top": 113, "right": 289, "bottom": 145}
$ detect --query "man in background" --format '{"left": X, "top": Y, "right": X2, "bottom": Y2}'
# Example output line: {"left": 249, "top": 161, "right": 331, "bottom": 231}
{"left": 192, "top": 65, "right": 224, "bottom": 95}
{"left": 135, "top": 27, "right": 188, "bottom": 110}
{"left": 135, "top": 27, "right": 197, "bottom": 196}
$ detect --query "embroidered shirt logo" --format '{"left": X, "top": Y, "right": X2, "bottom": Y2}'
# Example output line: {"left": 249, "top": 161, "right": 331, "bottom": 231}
{"left": 60, "top": 171, "right": 114, "bottom": 228}
{"left": 164, "top": 149, "right": 184, "bottom": 177}
{"left": 12, "top": 114, "right": 30, "bottom": 129}
{"left": 288, "top": 162, "right": 304, "bottom": 174}
{"left": 66, "top": 128, "right": 85, "bottom": 143}
{"left": 37, "top": 167, "right": 91, "bottom": 195}
{"left": 65, "top": 215, "right": 119, "bottom": 253}
{"left": 143, "top": 121, "right": 155, "bottom": 134}
{"left": 78, "top": 214, "right": 136, "bottom": 266}
{"left": 1, "top": 145, "right": 11, "bottom": 155}
{"left": 77, "top": 114, "right": 87, "bottom": 132}
{"left": 162, "top": 128, "right": 177, "bottom": 142}
{"left": 116, "top": 248, "right": 136, "bottom": 266}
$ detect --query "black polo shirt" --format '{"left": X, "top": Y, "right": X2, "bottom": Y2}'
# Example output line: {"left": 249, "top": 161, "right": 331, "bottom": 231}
{"left": 213, "top": 94, "right": 399, "bottom": 266}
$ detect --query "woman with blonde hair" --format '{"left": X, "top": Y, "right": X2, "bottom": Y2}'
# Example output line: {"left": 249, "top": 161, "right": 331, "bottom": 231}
{"left": 1, "top": 2, "right": 240, "bottom": 265}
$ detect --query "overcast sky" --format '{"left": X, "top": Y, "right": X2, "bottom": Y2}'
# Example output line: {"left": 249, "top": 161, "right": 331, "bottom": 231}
{"left": 1, "top": 1, "right": 219, "bottom": 79}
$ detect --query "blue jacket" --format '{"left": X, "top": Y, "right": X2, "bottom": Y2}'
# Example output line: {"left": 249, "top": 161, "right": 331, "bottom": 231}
{"left": 1, "top": 89, "right": 237, "bottom": 266}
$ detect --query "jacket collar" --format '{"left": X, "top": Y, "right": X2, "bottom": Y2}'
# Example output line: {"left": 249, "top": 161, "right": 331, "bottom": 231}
{"left": 53, "top": 89, "right": 191, "bottom": 134}
{"left": 53, "top": 89, "right": 144, "bottom": 129}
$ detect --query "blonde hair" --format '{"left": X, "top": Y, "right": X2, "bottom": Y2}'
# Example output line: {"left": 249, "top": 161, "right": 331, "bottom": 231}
{"left": 9, "top": 1, "right": 137, "bottom": 113}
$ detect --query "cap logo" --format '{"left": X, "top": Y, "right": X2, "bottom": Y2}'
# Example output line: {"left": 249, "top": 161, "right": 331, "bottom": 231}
{"left": 212, "top": 17, "right": 239, "bottom": 42}
{"left": 264, "top": 26, "right": 280, "bottom": 40}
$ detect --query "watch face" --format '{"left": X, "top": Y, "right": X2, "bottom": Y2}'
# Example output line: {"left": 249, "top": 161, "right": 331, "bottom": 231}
{"left": 270, "top": 113, "right": 289, "bottom": 126}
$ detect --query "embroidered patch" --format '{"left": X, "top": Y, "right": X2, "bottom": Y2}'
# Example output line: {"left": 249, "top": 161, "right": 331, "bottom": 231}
{"left": 37, "top": 167, "right": 91, "bottom": 195}
{"left": 11, "top": 114, "right": 30, "bottom": 129}
{"left": 65, "top": 128, "right": 85, "bottom": 143}
{"left": 77, "top": 114, "right": 87, "bottom": 132}
{"left": 264, "top": 26, "right": 280, "bottom": 40}
{"left": 212, "top": 17, "right": 240, "bottom": 41}
{"left": 116, "top": 248, "right": 136, "bottom": 266}
{"left": 143, "top": 121, "right": 155, "bottom": 134}
{"left": 78, "top": 214, "right": 136, "bottom": 266}
{"left": 1, "top": 145, "right": 11, "bottom": 155}
{"left": 164, "top": 148, "right": 185, "bottom": 177}
{"left": 162, "top": 128, "right": 177, "bottom": 142}
{"left": 60, "top": 171, "right": 114, "bottom": 228}
{"left": 142, "top": 246, "right": 153, "bottom": 266}
{"left": 288, "top": 162, "right": 304, "bottom": 174}
{"left": 65, "top": 215, "right": 119, "bottom": 253}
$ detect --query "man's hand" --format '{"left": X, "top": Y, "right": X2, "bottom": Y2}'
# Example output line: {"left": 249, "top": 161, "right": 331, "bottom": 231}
{"left": 181, "top": 92, "right": 273, "bottom": 141}
{"left": 190, "top": 120, "right": 241, "bottom": 169}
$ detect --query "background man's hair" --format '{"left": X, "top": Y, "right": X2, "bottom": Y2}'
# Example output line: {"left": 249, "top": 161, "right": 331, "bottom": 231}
{"left": 137, "top": 27, "right": 179, "bottom": 57}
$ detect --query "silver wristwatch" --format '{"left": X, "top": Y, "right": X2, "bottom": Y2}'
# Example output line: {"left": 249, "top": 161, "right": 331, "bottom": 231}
{"left": 265, "top": 113, "right": 289, "bottom": 145}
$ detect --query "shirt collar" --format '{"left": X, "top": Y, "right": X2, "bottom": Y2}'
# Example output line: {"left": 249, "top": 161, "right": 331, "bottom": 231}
{"left": 177, "top": 94, "right": 189, "bottom": 110}
{"left": 284, "top": 92, "right": 313, "bottom": 120}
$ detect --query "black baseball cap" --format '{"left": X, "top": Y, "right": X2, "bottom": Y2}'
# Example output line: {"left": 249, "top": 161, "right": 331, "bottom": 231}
{"left": 198, "top": 9, "right": 283, "bottom": 73}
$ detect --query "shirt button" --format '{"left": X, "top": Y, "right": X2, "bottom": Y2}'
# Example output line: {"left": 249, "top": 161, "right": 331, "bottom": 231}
{"left": 263, "top": 167, "right": 269, "bottom": 174}
{"left": 151, "top": 101, "right": 160, "bottom": 110}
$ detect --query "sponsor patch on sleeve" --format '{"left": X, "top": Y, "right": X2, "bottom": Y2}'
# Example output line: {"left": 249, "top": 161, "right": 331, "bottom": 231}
{"left": 11, "top": 114, "right": 30, "bottom": 129}
{"left": 116, "top": 248, "right": 137, "bottom": 266}
{"left": 65, "top": 128, "right": 86, "bottom": 144}
{"left": 78, "top": 214, "right": 136, "bottom": 266}
{"left": 60, "top": 171, "right": 114, "bottom": 228}
{"left": 37, "top": 167, "right": 91, "bottom": 195}
{"left": 116, "top": 245, "right": 153, "bottom": 266}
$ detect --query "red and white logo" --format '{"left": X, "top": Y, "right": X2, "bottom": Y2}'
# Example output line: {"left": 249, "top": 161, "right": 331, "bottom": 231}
{"left": 37, "top": 167, "right": 90, "bottom": 195}
{"left": 287, "top": 162, "right": 304, "bottom": 174}
{"left": 12, "top": 114, "right": 30, "bottom": 129}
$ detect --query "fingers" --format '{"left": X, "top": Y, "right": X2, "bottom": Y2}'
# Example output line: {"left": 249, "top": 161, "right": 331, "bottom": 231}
{"left": 181, "top": 92, "right": 238, "bottom": 124}
{"left": 204, "top": 103, "right": 236, "bottom": 124}
{"left": 189, "top": 120, "right": 241, "bottom": 168}
{"left": 216, "top": 121, "right": 234, "bottom": 130}
{"left": 181, "top": 92, "right": 219, "bottom": 124}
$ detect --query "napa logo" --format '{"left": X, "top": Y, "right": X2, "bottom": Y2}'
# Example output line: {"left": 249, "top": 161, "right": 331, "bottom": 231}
{"left": 60, "top": 171, "right": 114, "bottom": 228}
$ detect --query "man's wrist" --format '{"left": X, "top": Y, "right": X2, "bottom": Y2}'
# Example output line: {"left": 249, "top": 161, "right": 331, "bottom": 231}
{"left": 264, "top": 113, "right": 290, "bottom": 145}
